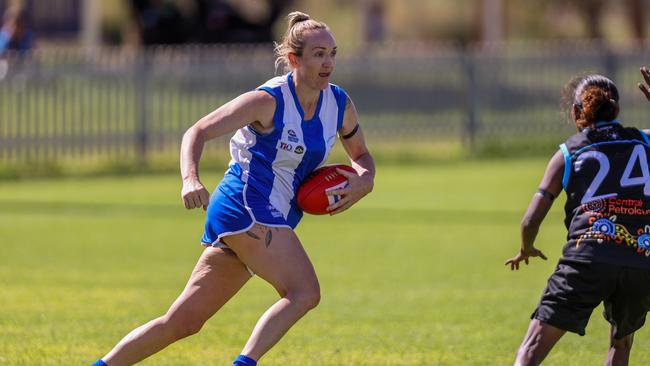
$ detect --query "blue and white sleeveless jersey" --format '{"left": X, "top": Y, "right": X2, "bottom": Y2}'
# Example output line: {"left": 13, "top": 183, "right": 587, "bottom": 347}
{"left": 201, "top": 72, "right": 347, "bottom": 246}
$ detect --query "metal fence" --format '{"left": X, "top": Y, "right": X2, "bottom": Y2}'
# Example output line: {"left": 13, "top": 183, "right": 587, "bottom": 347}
{"left": 2, "top": 41, "right": 650, "bottom": 166}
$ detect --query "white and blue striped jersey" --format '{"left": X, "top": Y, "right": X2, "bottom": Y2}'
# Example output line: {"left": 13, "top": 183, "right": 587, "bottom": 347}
{"left": 201, "top": 72, "right": 347, "bottom": 245}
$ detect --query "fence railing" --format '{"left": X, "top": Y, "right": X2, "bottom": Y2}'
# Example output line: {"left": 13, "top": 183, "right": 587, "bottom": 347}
{"left": 2, "top": 41, "right": 650, "bottom": 166}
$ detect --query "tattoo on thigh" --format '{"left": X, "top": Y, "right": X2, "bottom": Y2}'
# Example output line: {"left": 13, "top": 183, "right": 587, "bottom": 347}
{"left": 265, "top": 230, "right": 272, "bottom": 248}
{"left": 246, "top": 230, "right": 260, "bottom": 240}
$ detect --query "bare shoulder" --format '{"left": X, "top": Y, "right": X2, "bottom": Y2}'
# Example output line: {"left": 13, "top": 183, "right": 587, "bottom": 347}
{"left": 237, "top": 90, "right": 276, "bottom": 110}
{"left": 236, "top": 90, "right": 276, "bottom": 131}
{"left": 549, "top": 149, "right": 565, "bottom": 170}
{"left": 229, "top": 90, "right": 275, "bottom": 121}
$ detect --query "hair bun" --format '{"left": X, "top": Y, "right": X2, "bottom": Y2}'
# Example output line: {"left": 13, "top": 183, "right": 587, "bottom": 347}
{"left": 287, "top": 11, "right": 310, "bottom": 28}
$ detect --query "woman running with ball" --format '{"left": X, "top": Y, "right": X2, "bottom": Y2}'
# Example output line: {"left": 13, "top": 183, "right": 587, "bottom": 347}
{"left": 92, "top": 11, "right": 374, "bottom": 366}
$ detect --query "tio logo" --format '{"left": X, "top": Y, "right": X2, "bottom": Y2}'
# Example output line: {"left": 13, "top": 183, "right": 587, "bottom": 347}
{"left": 279, "top": 142, "right": 293, "bottom": 151}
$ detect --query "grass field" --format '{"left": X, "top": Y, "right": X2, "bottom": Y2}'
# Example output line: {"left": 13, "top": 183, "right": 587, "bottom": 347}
{"left": 2, "top": 159, "right": 650, "bottom": 365}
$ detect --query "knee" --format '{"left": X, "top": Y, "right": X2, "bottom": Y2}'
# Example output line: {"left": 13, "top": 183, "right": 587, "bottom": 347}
{"left": 611, "top": 334, "right": 633, "bottom": 350}
{"left": 163, "top": 313, "right": 205, "bottom": 339}
{"left": 290, "top": 287, "right": 321, "bottom": 312}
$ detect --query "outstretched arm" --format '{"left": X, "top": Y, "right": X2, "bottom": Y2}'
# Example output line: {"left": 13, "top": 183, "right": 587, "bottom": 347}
{"left": 505, "top": 150, "right": 564, "bottom": 270}
{"left": 180, "top": 91, "right": 275, "bottom": 210}
{"left": 326, "top": 94, "right": 375, "bottom": 215}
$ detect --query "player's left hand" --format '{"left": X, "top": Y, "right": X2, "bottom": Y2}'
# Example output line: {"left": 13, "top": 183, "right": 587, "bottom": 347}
{"left": 505, "top": 246, "right": 548, "bottom": 270}
{"left": 638, "top": 66, "right": 650, "bottom": 102}
{"left": 325, "top": 168, "right": 373, "bottom": 215}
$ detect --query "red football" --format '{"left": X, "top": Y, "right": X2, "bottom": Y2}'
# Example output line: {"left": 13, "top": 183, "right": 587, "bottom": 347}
{"left": 297, "top": 164, "right": 356, "bottom": 215}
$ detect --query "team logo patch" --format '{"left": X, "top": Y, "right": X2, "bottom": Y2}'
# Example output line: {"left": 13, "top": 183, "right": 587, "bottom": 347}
{"left": 287, "top": 129, "right": 299, "bottom": 142}
{"left": 295, "top": 146, "right": 304, "bottom": 154}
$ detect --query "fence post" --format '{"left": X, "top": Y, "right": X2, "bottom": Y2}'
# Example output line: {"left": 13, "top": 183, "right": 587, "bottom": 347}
{"left": 135, "top": 50, "right": 150, "bottom": 166}
{"left": 462, "top": 48, "right": 478, "bottom": 155}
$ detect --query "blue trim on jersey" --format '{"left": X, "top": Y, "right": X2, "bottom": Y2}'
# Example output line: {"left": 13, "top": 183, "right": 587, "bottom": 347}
{"left": 571, "top": 139, "right": 648, "bottom": 158}
{"left": 286, "top": 116, "right": 326, "bottom": 226}
{"left": 246, "top": 85, "right": 285, "bottom": 205}
{"left": 287, "top": 72, "right": 323, "bottom": 122}
{"left": 258, "top": 85, "right": 275, "bottom": 97}
{"left": 256, "top": 85, "right": 285, "bottom": 135}
{"left": 595, "top": 120, "right": 620, "bottom": 128}
{"left": 560, "top": 143, "right": 571, "bottom": 190}
{"left": 639, "top": 129, "right": 650, "bottom": 146}
{"left": 330, "top": 84, "right": 347, "bottom": 131}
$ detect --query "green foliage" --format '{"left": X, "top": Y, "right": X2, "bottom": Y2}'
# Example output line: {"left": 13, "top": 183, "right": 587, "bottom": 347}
{"left": 1, "top": 160, "right": 649, "bottom": 365}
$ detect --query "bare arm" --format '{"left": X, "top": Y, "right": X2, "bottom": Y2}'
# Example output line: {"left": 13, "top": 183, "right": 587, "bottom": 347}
{"left": 180, "top": 91, "right": 275, "bottom": 210}
{"left": 326, "top": 94, "right": 375, "bottom": 215}
{"left": 506, "top": 150, "right": 564, "bottom": 270}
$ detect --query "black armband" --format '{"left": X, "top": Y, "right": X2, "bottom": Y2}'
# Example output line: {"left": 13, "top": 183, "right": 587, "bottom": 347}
{"left": 536, "top": 188, "right": 556, "bottom": 201}
{"left": 341, "top": 124, "right": 360, "bottom": 140}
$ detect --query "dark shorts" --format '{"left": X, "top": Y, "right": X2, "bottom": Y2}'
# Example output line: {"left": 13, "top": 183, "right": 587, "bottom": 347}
{"left": 532, "top": 259, "right": 650, "bottom": 339}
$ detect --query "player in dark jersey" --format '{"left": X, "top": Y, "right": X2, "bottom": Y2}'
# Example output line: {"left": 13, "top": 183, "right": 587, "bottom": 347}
{"left": 505, "top": 70, "right": 650, "bottom": 366}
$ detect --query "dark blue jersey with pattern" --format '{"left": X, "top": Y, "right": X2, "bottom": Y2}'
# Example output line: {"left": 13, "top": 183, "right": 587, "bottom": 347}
{"left": 560, "top": 121, "right": 650, "bottom": 268}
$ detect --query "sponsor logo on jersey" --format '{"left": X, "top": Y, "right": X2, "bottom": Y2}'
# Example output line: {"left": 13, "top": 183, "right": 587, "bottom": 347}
{"left": 294, "top": 146, "right": 304, "bottom": 154}
{"left": 279, "top": 142, "right": 293, "bottom": 151}
{"left": 287, "top": 129, "right": 299, "bottom": 142}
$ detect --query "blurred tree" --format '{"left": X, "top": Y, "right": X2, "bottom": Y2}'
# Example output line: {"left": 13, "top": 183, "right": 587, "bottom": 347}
{"left": 125, "top": 0, "right": 293, "bottom": 46}
{"left": 571, "top": 0, "right": 606, "bottom": 39}
{"left": 563, "top": 0, "right": 645, "bottom": 41}
{"left": 192, "top": 0, "right": 292, "bottom": 43}
{"left": 363, "top": 0, "right": 385, "bottom": 44}
{"left": 129, "top": 0, "right": 189, "bottom": 45}
{"left": 625, "top": 0, "right": 644, "bottom": 42}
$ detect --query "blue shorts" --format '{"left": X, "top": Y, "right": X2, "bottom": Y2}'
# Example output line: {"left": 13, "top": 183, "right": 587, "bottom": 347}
{"left": 201, "top": 167, "right": 299, "bottom": 246}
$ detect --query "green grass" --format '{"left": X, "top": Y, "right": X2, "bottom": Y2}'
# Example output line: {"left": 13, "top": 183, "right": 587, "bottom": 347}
{"left": 1, "top": 159, "right": 649, "bottom": 365}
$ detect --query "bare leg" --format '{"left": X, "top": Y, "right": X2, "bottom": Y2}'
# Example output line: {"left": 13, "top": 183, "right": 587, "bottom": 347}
{"left": 223, "top": 225, "right": 320, "bottom": 362}
{"left": 604, "top": 327, "right": 633, "bottom": 366}
{"left": 101, "top": 247, "right": 251, "bottom": 366}
{"left": 514, "top": 319, "right": 566, "bottom": 366}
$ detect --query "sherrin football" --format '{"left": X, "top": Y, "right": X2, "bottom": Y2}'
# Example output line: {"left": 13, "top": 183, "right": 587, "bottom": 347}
{"left": 297, "top": 164, "right": 356, "bottom": 215}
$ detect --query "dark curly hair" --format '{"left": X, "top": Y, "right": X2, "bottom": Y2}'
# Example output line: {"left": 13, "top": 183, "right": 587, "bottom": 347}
{"left": 564, "top": 75, "right": 620, "bottom": 130}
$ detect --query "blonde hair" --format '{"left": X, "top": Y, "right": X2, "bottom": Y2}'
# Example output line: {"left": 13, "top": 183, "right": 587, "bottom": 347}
{"left": 274, "top": 11, "right": 330, "bottom": 73}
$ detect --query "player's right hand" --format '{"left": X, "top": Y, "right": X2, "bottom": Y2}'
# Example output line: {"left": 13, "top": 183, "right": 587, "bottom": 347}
{"left": 181, "top": 178, "right": 210, "bottom": 210}
{"left": 504, "top": 246, "right": 548, "bottom": 270}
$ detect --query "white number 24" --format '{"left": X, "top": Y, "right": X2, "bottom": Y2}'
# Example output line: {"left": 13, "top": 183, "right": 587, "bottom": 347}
{"left": 574, "top": 144, "right": 650, "bottom": 204}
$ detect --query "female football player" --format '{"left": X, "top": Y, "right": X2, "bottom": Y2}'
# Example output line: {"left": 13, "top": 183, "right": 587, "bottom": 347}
{"left": 92, "top": 11, "right": 375, "bottom": 366}
{"left": 505, "top": 69, "right": 650, "bottom": 366}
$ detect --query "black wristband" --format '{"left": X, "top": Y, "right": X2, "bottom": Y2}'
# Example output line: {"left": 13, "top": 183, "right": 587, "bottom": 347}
{"left": 536, "top": 188, "right": 556, "bottom": 201}
{"left": 341, "top": 124, "right": 359, "bottom": 140}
